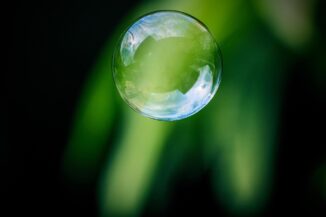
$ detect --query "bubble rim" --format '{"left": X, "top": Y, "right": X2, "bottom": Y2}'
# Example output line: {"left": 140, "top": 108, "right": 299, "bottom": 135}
{"left": 112, "top": 10, "right": 223, "bottom": 121}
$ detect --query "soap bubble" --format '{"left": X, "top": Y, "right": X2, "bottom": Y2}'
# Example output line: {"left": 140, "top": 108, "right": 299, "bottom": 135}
{"left": 113, "top": 11, "right": 222, "bottom": 121}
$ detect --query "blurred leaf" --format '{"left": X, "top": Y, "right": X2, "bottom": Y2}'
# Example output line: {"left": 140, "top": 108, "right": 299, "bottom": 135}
{"left": 63, "top": 40, "right": 118, "bottom": 183}
{"left": 99, "top": 111, "right": 172, "bottom": 217}
{"left": 253, "top": 0, "right": 316, "bottom": 50}
{"left": 205, "top": 28, "right": 285, "bottom": 214}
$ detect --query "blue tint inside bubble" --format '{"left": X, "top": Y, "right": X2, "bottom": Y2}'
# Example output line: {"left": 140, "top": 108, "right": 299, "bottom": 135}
{"left": 113, "top": 11, "right": 222, "bottom": 121}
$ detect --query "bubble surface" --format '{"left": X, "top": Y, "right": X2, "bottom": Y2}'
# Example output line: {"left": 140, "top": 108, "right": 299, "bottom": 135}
{"left": 113, "top": 11, "right": 222, "bottom": 121}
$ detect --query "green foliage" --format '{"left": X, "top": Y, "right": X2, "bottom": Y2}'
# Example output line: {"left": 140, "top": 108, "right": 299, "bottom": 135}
{"left": 64, "top": 0, "right": 317, "bottom": 216}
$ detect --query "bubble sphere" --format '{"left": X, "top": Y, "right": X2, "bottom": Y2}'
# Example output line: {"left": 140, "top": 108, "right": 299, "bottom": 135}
{"left": 113, "top": 11, "right": 222, "bottom": 121}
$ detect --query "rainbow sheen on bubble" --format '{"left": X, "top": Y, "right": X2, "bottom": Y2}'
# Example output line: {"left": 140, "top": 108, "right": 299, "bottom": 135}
{"left": 113, "top": 11, "right": 222, "bottom": 121}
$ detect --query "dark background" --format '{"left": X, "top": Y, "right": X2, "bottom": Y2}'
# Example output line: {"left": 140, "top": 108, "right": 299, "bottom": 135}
{"left": 5, "top": 0, "right": 325, "bottom": 216}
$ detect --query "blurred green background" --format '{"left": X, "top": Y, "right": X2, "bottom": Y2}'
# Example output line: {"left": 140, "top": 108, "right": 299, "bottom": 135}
{"left": 6, "top": 0, "right": 325, "bottom": 216}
